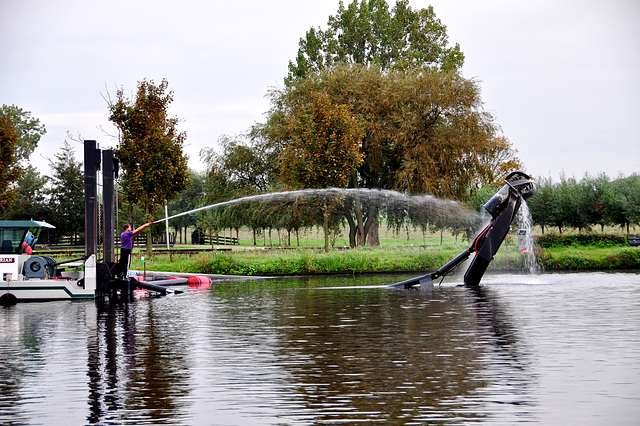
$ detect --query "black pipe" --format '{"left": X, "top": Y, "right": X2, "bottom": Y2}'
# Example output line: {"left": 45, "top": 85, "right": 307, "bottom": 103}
{"left": 388, "top": 246, "right": 474, "bottom": 289}
{"left": 141, "top": 278, "right": 189, "bottom": 287}
{"left": 389, "top": 171, "right": 536, "bottom": 289}
{"left": 433, "top": 247, "right": 474, "bottom": 280}
{"left": 464, "top": 198, "right": 519, "bottom": 286}
{"left": 130, "top": 277, "right": 185, "bottom": 295}
{"left": 135, "top": 280, "right": 170, "bottom": 295}
{"left": 102, "top": 150, "right": 116, "bottom": 263}
{"left": 464, "top": 172, "right": 535, "bottom": 286}
{"left": 84, "top": 140, "right": 101, "bottom": 257}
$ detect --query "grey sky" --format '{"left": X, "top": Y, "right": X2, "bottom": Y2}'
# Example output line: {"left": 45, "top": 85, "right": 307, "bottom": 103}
{"left": 1, "top": 0, "right": 638, "bottom": 182}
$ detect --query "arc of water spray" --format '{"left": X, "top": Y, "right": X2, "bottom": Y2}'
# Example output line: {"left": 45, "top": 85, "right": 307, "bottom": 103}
{"left": 151, "top": 188, "right": 478, "bottom": 225}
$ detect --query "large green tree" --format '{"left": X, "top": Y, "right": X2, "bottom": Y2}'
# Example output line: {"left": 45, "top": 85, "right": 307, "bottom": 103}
{"left": 0, "top": 104, "right": 46, "bottom": 164}
{"left": 0, "top": 115, "right": 22, "bottom": 213}
{"left": 48, "top": 141, "right": 85, "bottom": 242}
{"left": 262, "top": 64, "right": 520, "bottom": 245}
{"left": 268, "top": 0, "right": 519, "bottom": 247}
{"left": 287, "top": 0, "right": 464, "bottom": 82}
{"left": 109, "top": 79, "right": 191, "bottom": 255}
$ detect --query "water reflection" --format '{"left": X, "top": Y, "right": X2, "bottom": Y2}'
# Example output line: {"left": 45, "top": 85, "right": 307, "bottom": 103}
{"left": 0, "top": 272, "right": 638, "bottom": 425}
{"left": 463, "top": 286, "right": 537, "bottom": 416}
{"left": 87, "top": 298, "right": 195, "bottom": 425}
{"left": 216, "top": 277, "right": 536, "bottom": 424}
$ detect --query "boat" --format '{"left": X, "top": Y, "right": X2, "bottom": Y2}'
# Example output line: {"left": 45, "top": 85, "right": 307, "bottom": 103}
{"left": 0, "top": 220, "right": 101, "bottom": 304}
{"left": 0, "top": 140, "right": 209, "bottom": 305}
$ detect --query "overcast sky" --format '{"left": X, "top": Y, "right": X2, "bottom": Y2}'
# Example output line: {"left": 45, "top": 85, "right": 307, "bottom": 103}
{"left": 1, "top": 0, "right": 638, "bottom": 183}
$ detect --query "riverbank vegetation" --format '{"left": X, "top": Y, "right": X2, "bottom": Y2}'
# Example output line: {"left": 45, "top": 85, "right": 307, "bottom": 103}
{"left": 136, "top": 229, "right": 639, "bottom": 276}
{"left": 527, "top": 174, "right": 640, "bottom": 234}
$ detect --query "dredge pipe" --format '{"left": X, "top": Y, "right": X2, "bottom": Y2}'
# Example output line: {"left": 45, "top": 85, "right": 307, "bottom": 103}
{"left": 389, "top": 171, "right": 536, "bottom": 289}
{"left": 131, "top": 277, "right": 183, "bottom": 295}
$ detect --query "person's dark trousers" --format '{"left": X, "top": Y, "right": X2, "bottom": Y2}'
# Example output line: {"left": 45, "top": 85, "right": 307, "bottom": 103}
{"left": 117, "top": 248, "right": 132, "bottom": 278}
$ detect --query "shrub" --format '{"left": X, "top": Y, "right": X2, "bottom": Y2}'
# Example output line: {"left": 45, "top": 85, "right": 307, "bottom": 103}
{"left": 536, "top": 234, "right": 627, "bottom": 248}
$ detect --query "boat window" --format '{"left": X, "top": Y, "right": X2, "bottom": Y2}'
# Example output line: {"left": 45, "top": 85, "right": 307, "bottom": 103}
{"left": 0, "top": 228, "right": 26, "bottom": 254}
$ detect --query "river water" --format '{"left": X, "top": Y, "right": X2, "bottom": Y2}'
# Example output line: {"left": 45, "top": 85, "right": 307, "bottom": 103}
{"left": 1, "top": 271, "right": 639, "bottom": 425}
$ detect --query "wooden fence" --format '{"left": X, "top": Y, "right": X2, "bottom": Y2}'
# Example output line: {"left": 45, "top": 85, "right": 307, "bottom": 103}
{"left": 36, "top": 233, "right": 176, "bottom": 248}
{"left": 191, "top": 230, "right": 238, "bottom": 246}
{"left": 201, "top": 235, "right": 239, "bottom": 246}
{"left": 36, "top": 231, "right": 238, "bottom": 247}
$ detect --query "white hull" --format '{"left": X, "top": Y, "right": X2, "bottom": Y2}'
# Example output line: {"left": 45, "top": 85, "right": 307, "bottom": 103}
{"left": 0, "top": 280, "right": 95, "bottom": 301}
{"left": 0, "top": 254, "right": 98, "bottom": 302}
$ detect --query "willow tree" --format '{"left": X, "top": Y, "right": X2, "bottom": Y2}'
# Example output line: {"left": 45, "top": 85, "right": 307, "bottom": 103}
{"left": 109, "top": 79, "right": 190, "bottom": 255}
{"left": 200, "top": 135, "right": 279, "bottom": 244}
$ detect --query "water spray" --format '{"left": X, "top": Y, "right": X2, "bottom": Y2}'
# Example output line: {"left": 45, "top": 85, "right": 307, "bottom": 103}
{"left": 150, "top": 187, "right": 478, "bottom": 225}
{"left": 144, "top": 177, "right": 536, "bottom": 289}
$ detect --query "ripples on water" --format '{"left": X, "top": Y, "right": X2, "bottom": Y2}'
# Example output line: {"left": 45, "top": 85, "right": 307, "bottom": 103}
{"left": 1, "top": 272, "right": 639, "bottom": 425}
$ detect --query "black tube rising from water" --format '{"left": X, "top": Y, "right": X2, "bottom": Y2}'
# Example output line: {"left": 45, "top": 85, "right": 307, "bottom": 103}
{"left": 389, "top": 171, "right": 536, "bottom": 290}
{"left": 464, "top": 172, "right": 536, "bottom": 286}
{"left": 84, "top": 140, "right": 100, "bottom": 257}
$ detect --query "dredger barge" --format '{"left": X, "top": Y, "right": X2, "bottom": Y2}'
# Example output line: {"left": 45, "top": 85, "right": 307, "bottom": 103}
{"left": 0, "top": 140, "right": 207, "bottom": 305}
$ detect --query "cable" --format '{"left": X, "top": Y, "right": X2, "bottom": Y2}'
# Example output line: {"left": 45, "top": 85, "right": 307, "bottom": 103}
{"left": 474, "top": 222, "right": 492, "bottom": 255}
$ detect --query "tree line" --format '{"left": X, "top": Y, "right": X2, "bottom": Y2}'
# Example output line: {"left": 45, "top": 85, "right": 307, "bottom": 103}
{"left": 526, "top": 173, "right": 640, "bottom": 234}
{"left": 199, "top": 0, "right": 522, "bottom": 249}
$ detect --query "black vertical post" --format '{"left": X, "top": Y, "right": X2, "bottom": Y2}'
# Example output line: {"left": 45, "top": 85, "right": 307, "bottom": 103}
{"left": 84, "top": 140, "right": 101, "bottom": 257}
{"left": 102, "top": 150, "right": 115, "bottom": 263}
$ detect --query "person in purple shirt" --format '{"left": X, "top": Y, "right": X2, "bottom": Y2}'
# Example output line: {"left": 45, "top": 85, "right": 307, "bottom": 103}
{"left": 117, "top": 222, "right": 152, "bottom": 278}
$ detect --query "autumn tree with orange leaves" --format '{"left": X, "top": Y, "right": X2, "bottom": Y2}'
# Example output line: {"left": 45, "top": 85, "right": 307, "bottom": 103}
{"left": 0, "top": 115, "right": 21, "bottom": 213}
{"left": 109, "top": 79, "right": 190, "bottom": 255}
{"left": 262, "top": 64, "right": 522, "bottom": 246}
{"left": 278, "top": 91, "right": 364, "bottom": 251}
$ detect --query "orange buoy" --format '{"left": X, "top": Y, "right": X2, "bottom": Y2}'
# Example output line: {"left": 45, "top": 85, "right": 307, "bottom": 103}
{"left": 187, "top": 275, "right": 213, "bottom": 287}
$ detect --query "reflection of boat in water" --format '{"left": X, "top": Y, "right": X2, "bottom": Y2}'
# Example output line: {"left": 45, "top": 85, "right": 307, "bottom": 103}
{"left": 0, "top": 140, "right": 208, "bottom": 305}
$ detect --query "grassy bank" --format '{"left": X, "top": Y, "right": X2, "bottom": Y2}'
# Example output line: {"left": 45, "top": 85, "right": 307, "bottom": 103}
{"left": 539, "top": 246, "right": 640, "bottom": 270}
{"left": 136, "top": 242, "right": 639, "bottom": 276}
{"left": 137, "top": 245, "right": 465, "bottom": 276}
{"left": 44, "top": 227, "right": 638, "bottom": 275}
